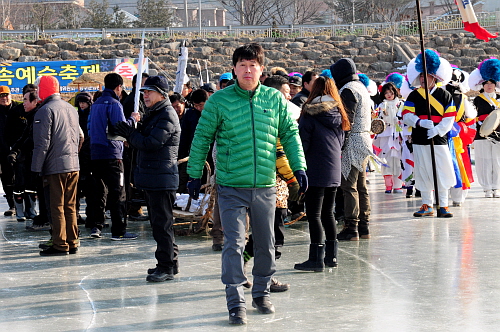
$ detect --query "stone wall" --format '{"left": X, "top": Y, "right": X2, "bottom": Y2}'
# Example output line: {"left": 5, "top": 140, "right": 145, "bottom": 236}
{"left": 1, "top": 31, "right": 498, "bottom": 83}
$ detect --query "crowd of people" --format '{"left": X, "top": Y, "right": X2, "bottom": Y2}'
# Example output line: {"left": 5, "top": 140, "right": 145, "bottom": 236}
{"left": 2, "top": 42, "right": 500, "bottom": 325}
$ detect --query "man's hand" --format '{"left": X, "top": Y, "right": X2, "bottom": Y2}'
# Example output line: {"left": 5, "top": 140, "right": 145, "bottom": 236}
{"left": 131, "top": 112, "right": 141, "bottom": 122}
{"left": 419, "top": 119, "right": 434, "bottom": 129}
{"left": 7, "top": 151, "right": 17, "bottom": 165}
{"left": 427, "top": 127, "right": 439, "bottom": 139}
{"left": 294, "top": 170, "right": 308, "bottom": 196}
{"left": 187, "top": 178, "right": 202, "bottom": 200}
{"left": 114, "top": 121, "right": 134, "bottom": 138}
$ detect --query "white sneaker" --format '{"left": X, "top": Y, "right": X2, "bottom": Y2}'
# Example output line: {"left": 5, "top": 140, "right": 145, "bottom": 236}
{"left": 485, "top": 190, "right": 493, "bottom": 198}
{"left": 493, "top": 190, "right": 500, "bottom": 198}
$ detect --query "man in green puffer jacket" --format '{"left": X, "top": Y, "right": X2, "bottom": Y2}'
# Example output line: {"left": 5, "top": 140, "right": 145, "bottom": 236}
{"left": 187, "top": 43, "right": 307, "bottom": 325}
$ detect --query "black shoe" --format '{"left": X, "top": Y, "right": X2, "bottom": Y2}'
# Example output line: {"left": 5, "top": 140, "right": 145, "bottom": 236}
{"left": 69, "top": 247, "right": 78, "bottom": 254}
{"left": 270, "top": 277, "right": 290, "bottom": 292}
{"left": 212, "top": 243, "right": 223, "bottom": 251}
{"left": 337, "top": 227, "right": 359, "bottom": 241}
{"left": 40, "top": 246, "right": 69, "bottom": 256}
{"left": 146, "top": 269, "right": 174, "bottom": 282}
{"left": 128, "top": 213, "right": 149, "bottom": 221}
{"left": 252, "top": 296, "right": 275, "bottom": 314}
{"left": 148, "top": 266, "right": 179, "bottom": 275}
{"left": 4, "top": 207, "right": 15, "bottom": 216}
{"left": 228, "top": 307, "right": 247, "bottom": 325}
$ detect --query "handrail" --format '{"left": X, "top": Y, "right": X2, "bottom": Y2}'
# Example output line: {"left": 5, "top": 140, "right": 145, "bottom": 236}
{"left": 0, "top": 12, "right": 497, "bottom": 41}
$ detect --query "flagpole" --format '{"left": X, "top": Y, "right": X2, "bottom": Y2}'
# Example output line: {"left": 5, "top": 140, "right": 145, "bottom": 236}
{"left": 415, "top": 0, "right": 441, "bottom": 216}
{"left": 133, "top": 30, "right": 145, "bottom": 115}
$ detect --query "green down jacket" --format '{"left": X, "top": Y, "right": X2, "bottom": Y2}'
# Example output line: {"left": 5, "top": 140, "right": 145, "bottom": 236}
{"left": 187, "top": 81, "right": 306, "bottom": 188}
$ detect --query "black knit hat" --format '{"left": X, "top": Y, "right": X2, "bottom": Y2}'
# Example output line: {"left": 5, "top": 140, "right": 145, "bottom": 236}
{"left": 76, "top": 91, "right": 93, "bottom": 105}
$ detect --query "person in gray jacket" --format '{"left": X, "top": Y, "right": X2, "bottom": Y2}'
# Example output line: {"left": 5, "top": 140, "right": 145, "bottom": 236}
{"left": 114, "top": 76, "right": 181, "bottom": 282}
{"left": 32, "top": 76, "right": 83, "bottom": 256}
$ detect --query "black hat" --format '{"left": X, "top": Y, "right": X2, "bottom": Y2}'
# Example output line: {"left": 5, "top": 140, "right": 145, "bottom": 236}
{"left": 288, "top": 76, "right": 302, "bottom": 87}
{"left": 140, "top": 76, "right": 169, "bottom": 96}
{"left": 76, "top": 91, "right": 93, "bottom": 105}
{"left": 201, "top": 82, "right": 216, "bottom": 93}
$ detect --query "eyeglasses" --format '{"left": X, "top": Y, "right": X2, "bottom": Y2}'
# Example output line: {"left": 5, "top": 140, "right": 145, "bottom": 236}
{"left": 0, "top": 94, "right": 9, "bottom": 98}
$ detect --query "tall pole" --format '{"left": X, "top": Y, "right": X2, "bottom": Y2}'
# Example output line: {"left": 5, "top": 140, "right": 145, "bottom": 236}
{"left": 415, "top": 0, "right": 441, "bottom": 216}
{"left": 184, "top": 0, "right": 188, "bottom": 27}
{"left": 199, "top": 0, "right": 202, "bottom": 33}
{"left": 240, "top": 0, "right": 245, "bottom": 25}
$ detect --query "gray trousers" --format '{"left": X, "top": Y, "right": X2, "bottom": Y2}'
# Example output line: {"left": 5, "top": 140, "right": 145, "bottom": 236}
{"left": 218, "top": 185, "right": 276, "bottom": 310}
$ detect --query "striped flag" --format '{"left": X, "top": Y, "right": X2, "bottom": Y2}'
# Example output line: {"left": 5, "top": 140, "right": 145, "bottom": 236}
{"left": 456, "top": 0, "right": 497, "bottom": 42}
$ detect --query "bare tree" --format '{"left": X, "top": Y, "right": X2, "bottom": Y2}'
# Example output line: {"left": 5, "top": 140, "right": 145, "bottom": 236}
{"left": 0, "top": 0, "right": 12, "bottom": 29}
{"left": 294, "top": 0, "right": 327, "bottom": 24}
{"left": 29, "top": 3, "right": 58, "bottom": 31}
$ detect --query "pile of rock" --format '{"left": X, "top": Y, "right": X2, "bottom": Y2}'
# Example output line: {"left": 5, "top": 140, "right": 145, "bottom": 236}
{"left": 1, "top": 31, "right": 498, "bottom": 82}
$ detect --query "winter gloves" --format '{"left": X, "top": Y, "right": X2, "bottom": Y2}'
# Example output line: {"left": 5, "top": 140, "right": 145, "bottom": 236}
{"left": 294, "top": 170, "right": 308, "bottom": 196}
{"left": 187, "top": 178, "right": 202, "bottom": 200}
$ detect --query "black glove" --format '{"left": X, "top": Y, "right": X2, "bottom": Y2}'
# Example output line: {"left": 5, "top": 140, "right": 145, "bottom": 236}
{"left": 187, "top": 178, "right": 202, "bottom": 200}
{"left": 7, "top": 151, "right": 17, "bottom": 165}
{"left": 114, "top": 121, "right": 135, "bottom": 138}
{"left": 294, "top": 170, "right": 308, "bottom": 196}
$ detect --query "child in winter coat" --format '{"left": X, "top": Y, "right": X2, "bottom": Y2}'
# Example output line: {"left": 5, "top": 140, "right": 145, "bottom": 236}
{"left": 373, "top": 82, "right": 405, "bottom": 193}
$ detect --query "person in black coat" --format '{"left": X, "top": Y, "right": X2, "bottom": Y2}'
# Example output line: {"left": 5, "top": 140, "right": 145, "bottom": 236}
{"left": 294, "top": 76, "right": 350, "bottom": 272}
{"left": 114, "top": 76, "right": 181, "bottom": 282}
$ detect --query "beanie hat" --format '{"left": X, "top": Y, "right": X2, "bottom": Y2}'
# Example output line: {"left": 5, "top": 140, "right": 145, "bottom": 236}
{"left": 76, "top": 91, "right": 93, "bottom": 105}
{"left": 219, "top": 72, "right": 233, "bottom": 81}
{"left": 38, "top": 76, "right": 59, "bottom": 101}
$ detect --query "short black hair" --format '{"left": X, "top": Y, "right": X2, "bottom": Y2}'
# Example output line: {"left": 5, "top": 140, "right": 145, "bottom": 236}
{"left": 25, "top": 91, "right": 37, "bottom": 103}
{"left": 263, "top": 75, "right": 289, "bottom": 91}
{"left": 104, "top": 73, "right": 124, "bottom": 90}
{"left": 23, "top": 84, "right": 37, "bottom": 95}
{"left": 191, "top": 89, "right": 209, "bottom": 104}
{"left": 232, "top": 43, "right": 265, "bottom": 67}
{"left": 132, "top": 72, "right": 150, "bottom": 87}
{"left": 169, "top": 92, "right": 185, "bottom": 104}
{"left": 302, "top": 71, "right": 318, "bottom": 86}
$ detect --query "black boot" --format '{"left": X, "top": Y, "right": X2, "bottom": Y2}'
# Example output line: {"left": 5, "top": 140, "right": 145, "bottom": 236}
{"left": 294, "top": 243, "right": 325, "bottom": 272}
{"left": 4, "top": 192, "right": 15, "bottom": 216}
{"left": 324, "top": 239, "right": 338, "bottom": 267}
{"left": 337, "top": 221, "right": 359, "bottom": 241}
{"left": 358, "top": 220, "right": 370, "bottom": 239}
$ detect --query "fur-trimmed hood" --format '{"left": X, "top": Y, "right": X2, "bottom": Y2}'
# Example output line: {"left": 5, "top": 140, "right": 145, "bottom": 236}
{"left": 301, "top": 95, "right": 342, "bottom": 131}
{"left": 302, "top": 95, "right": 339, "bottom": 116}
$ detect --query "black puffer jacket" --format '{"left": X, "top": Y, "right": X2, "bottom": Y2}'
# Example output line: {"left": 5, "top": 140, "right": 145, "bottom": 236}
{"left": 127, "top": 99, "right": 181, "bottom": 191}
{"left": 299, "top": 95, "right": 344, "bottom": 187}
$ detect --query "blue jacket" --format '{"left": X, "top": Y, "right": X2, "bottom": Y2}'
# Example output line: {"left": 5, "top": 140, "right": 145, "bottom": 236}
{"left": 88, "top": 88, "right": 126, "bottom": 160}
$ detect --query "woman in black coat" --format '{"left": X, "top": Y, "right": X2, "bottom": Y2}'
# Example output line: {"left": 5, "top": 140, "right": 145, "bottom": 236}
{"left": 115, "top": 76, "right": 181, "bottom": 282}
{"left": 294, "top": 76, "right": 350, "bottom": 272}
